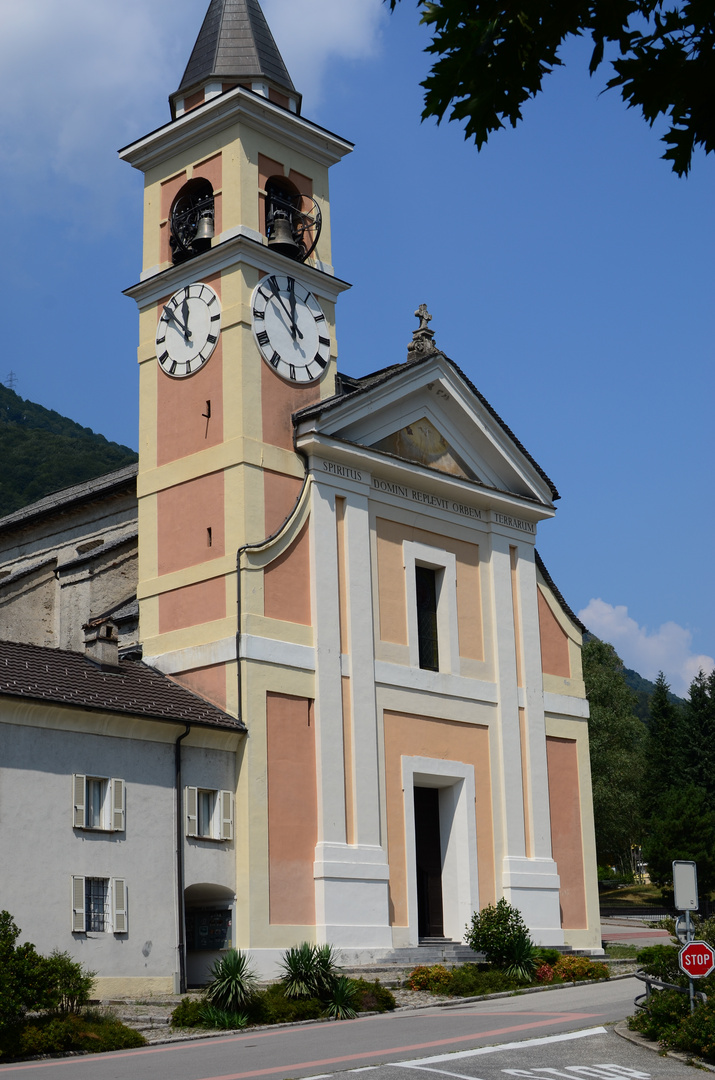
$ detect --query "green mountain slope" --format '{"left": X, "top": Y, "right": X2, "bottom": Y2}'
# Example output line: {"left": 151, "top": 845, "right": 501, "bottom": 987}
{"left": 623, "top": 666, "right": 685, "bottom": 722}
{"left": 0, "top": 385, "right": 137, "bottom": 517}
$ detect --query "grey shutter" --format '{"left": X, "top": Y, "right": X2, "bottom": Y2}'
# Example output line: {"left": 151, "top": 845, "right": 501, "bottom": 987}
{"left": 72, "top": 876, "right": 86, "bottom": 932}
{"left": 112, "top": 878, "right": 127, "bottom": 933}
{"left": 185, "top": 786, "right": 198, "bottom": 837}
{"left": 220, "top": 790, "right": 233, "bottom": 841}
{"left": 73, "top": 774, "right": 86, "bottom": 828}
{"left": 111, "top": 778, "right": 125, "bottom": 831}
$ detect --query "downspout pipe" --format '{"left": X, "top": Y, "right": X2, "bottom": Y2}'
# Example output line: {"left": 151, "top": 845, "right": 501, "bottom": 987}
{"left": 175, "top": 722, "right": 191, "bottom": 994}
{"left": 235, "top": 468, "right": 310, "bottom": 727}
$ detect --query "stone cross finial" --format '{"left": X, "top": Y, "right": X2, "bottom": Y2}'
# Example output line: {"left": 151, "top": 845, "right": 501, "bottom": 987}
{"left": 407, "top": 303, "right": 437, "bottom": 358}
{"left": 415, "top": 304, "right": 432, "bottom": 332}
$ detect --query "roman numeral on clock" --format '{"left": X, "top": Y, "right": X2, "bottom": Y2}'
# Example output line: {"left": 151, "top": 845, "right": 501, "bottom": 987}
{"left": 319, "top": 336, "right": 330, "bottom": 347}
{"left": 313, "top": 353, "right": 327, "bottom": 368}
{"left": 257, "top": 331, "right": 270, "bottom": 347}
{"left": 270, "top": 351, "right": 281, "bottom": 368}
{"left": 253, "top": 308, "right": 265, "bottom": 320}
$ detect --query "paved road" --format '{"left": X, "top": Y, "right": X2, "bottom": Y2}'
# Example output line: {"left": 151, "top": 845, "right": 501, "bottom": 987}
{"left": 0, "top": 978, "right": 683, "bottom": 1080}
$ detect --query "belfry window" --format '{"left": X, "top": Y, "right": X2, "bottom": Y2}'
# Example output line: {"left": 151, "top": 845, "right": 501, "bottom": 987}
{"left": 416, "top": 565, "right": 440, "bottom": 671}
{"left": 265, "top": 176, "right": 321, "bottom": 263}
{"left": 170, "top": 178, "right": 215, "bottom": 265}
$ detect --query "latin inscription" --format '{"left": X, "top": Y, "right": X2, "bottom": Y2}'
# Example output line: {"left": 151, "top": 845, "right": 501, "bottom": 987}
{"left": 321, "top": 461, "right": 363, "bottom": 481}
{"left": 493, "top": 512, "right": 536, "bottom": 534}
{"left": 371, "top": 477, "right": 484, "bottom": 520}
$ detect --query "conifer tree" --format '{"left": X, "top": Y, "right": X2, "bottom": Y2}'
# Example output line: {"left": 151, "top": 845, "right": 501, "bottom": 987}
{"left": 644, "top": 671, "right": 684, "bottom": 818}
{"left": 681, "top": 670, "right": 715, "bottom": 799}
{"left": 582, "top": 638, "right": 645, "bottom": 868}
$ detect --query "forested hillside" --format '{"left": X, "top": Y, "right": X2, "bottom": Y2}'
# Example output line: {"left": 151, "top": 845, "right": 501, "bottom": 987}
{"left": 0, "top": 385, "right": 137, "bottom": 517}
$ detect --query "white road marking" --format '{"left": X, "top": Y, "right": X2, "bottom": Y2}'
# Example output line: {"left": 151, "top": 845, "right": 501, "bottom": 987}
{"left": 390, "top": 1027, "right": 609, "bottom": 1069}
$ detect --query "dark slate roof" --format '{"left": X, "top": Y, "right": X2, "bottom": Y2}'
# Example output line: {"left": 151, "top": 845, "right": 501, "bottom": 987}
{"left": 0, "top": 464, "right": 137, "bottom": 535}
{"left": 176, "top": 0, "right": 297, "bottom": 100}
{"left": 294, "top": 354, "right": 560, "bottom": 501}
{"left": 534, "top": 550, "right": 587, "bottom": 634}
{"left": 0, "top": 639, "right": 245, "bottom": 732}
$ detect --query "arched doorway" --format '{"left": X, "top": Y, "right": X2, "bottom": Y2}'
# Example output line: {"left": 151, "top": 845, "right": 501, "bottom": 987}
{"left": 184, "top": 883, "right": 236, "bottom": 987}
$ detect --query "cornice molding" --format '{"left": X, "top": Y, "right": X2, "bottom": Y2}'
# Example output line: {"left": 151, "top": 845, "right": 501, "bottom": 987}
{"left": 123, "top": 232, "right": 351, "bottom": 307}
{"left": 119, "top": 86, "right": 353, "bottom": 173}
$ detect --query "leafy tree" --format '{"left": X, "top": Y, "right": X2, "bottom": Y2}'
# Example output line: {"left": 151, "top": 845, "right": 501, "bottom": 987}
{"left": 582, "top": 638, "right": 645, "bottom": 866}
{"left": 643, "top": 785, "right": 715, "bottom": 900}
{"left": 386, "top": 1, "right": 715, "bottom": 175}
{"left": 681, "top": 670, "right": 715, "bottom": 798}
{"left": 644, "top": 671, "right": 685, "bottom": 817}
{"left": 0, "top": 912, "right": 52, "bottom": 1035}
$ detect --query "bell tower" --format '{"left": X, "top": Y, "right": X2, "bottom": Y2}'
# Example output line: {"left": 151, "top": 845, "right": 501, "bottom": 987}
{"left": 120, "top": 0, "right": 352, "bottom": 712}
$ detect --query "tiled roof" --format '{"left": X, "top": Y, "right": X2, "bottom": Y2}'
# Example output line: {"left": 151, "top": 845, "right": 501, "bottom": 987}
{"left": 294, "top": 354, "right": 560, "bottom": 501}
{"left": 176, "top": 0, "right": 296, "bottom": 99}
{"left": 0, "top": 639, "right": 245, "bottom": 732}
{"left": 534, "top": 550, "right": 587, "bottom": 634}
{"left": 0, "top": 464, "right": 137, "bottom": 534}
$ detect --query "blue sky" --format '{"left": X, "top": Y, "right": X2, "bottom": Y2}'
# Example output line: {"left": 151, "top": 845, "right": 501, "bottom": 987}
{"left": 0, "top": 0, "right": 712, "bottom": 695}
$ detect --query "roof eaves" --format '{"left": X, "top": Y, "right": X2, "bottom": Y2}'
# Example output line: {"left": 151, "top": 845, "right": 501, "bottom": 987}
{"left": 534, "top": 550, "right": 587, "bottom": 634}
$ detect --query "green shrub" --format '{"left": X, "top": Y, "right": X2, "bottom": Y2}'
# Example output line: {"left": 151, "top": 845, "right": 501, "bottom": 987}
{"left": 408, "top": 964, "right": 453, "bottom": 992}
{"left": 323, "top": 976, "right": 359, "bottom": 1020}
{"left": 552, "top": 956, "right": 609, "bottom": 982}
{"left": 43, "top": 950, "right": 95, "bottom": 1016}
{"left": 628, "top": 988, "right": 690, "bottom": 1042}
{"left": 171, "top": 997, "right": 209, "bottom": 1028}
{"left": 15, "top": 1013, "right": 145, "bottom": 1057}
{"left": 314, "top": 944, "right": 341, "bottom": 997}
{"left": 448, "top": 964, "right": 519, "bottom": 996}
{"left": 206, "top": 950, "right": 258, "bottom": 1011}
{"left": 351, "top": 978, "right": 396, "bottom": 1012}
{"left": 199, "top": 1004, "right": 249, "bottom": 1030}
{"left": 502, "top": 933, "right": 538, "bottom": 981}
{"left": 534, "top": 948, "right": 561, "bottom": 966}
{"left": 663, "top": 998, "right": 715, "bottom": 1061}
{"left": 464, "top": 900, "right": 533, "bottom": 969}
{"left": 636, "top": 945, "right": 684, "bottom": 984}
{"left": 246, "top": 983, "right": 322, "bottom": 1025}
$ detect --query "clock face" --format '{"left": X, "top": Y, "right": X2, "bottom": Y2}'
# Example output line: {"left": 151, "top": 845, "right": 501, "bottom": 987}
{"left": 156, "top": 282, "right": 221, "bottom": 378}
{"left": 251, "top": 274, "right": 330, "bottom": 384}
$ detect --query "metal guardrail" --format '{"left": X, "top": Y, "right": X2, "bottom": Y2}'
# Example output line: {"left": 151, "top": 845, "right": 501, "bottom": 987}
{"left": 633, "top": 969, "right": 707, "bottom": 1010}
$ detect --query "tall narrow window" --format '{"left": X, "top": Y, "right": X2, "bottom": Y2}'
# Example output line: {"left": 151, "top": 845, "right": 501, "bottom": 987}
{"left": 85, "top": 878, "right": 109, "bottom": 932}
{"left": 198, "top": 790, "right": 214, "bottom": 837}
{"left": 416, "top": 566, "right": 439, "bottom": 671}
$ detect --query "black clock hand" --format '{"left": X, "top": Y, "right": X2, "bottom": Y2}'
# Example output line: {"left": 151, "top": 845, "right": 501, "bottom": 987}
{"left": 268, "top": 278, "right": 303, "bottom": 339}
{"left": 163, "top": 305, "right": 189, "bottom": 336}
{"left": 287, "top": 278, "right": 298, "bottom": 340}
{"left": 181, "top": 297, "right": 191, "bottom": 340}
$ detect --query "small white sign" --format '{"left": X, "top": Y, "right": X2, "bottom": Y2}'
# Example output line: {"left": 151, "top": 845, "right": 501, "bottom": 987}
{"left": 673, "top": 860, "right": 698, "bottom": 911}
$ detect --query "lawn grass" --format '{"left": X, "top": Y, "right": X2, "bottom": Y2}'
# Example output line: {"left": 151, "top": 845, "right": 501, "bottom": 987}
{"left": 599, "top": 883, "right": 664, "bottom": 905}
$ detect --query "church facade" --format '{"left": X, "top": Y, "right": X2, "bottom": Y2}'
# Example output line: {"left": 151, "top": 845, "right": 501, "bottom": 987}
{"left": 0, "top": 0, "right": 600, "bottom": 992}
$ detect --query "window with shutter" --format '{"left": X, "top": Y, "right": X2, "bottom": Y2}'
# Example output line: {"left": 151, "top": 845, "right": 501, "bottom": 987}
{"left": 111, "top": 778, "right": 125, "bottom": 831}
{"left": 72, "top": 876, "right": 86, "bottom": 932}
{"left": 112, "top": 878, "right": 128, "bottom": 933}
{"left": 220, "top": 790, "right": 233, "bottom": 841}
{"left": 72, "top": 775, "right": 86, "bottom": 828}
{"left": 186, "top": 786, "right": 198, "bottom": 837}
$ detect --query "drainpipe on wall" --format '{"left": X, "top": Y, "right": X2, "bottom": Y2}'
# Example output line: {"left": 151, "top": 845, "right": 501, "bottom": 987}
{"left": 175, "top": 723, "right": 191, "bottom": 995}
{"left": 235, "top": 469, "right": 310, "bottom": 727}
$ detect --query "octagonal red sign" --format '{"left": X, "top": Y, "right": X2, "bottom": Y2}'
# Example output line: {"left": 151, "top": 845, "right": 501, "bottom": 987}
{"left": 679, "top": 940, "right": 715, "bottom": 978}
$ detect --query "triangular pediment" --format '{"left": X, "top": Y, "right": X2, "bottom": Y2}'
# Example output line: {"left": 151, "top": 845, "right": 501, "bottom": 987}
{"left": 372, "top": 417, "right": 477, "bottom": 481}
{"left": 294, "top": 354, "right": 558, "bottom": 506}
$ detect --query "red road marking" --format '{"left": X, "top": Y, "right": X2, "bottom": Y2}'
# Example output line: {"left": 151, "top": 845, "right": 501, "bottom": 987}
{"left": 0, "top": 1011, "right": 602, "bottom": 1076}
{"left": 602, "top": 931, "right": 669, "bottom": 939}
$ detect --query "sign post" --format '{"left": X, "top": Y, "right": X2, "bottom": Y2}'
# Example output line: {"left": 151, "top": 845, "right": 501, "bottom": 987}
{"left": 674, "top": 860, "right": 702, "bottom": 1013}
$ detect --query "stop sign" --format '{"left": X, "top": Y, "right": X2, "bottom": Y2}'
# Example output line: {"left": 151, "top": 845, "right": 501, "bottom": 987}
{"left": 679, "top": 940, "right": 715, "bottom": 978}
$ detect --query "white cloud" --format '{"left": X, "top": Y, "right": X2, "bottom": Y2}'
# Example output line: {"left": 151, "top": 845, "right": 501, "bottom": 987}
{"left": 0, "top": 0, "right": 385, "bottom": 231}
{"left": 263, "top": 0, "right": 387, "bottom": 104}
{"left": 578, "top": 598, "right": 714, "bottom": 698}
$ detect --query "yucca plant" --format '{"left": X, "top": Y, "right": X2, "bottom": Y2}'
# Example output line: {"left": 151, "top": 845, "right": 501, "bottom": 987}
{"left": 280, "top": 942, "right": 321, "bottom": 999}
{"left": 199, "top": 1003, "right": 249, "bottom": 1029}
{"left": 206, "top": 949, "right": 258, "bottom": 1010}
{"left": 324, "top": 976, "right": 359, "bottom": 1020}
{"left": 502, "top": 931, "right": 538, "bottom": 981}
{"left": 314, "top": 943, "right": 340, "bottom": 995}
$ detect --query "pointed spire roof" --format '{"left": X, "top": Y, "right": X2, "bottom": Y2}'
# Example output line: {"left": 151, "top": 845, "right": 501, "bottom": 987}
{"left": 172, "top": 0, "right": 300, "bottom": 115}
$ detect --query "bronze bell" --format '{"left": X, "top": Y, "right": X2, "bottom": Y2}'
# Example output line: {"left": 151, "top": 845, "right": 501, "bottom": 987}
{"left": 267, "top": 209, "right": 299, "bottom": 259}
{"left": 194, "top": 209, "right": 215, "bottom": 245}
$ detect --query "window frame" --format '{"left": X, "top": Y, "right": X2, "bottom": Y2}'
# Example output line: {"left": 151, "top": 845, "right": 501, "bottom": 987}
{"left": 72, "top": 775, "right": 125, "bottom": 832}
{"left": 185, "top": 787, "right": 233, "bottom": 841}
{"left": 71, "top": 876, "right": 127, "bottom": 934}
{"left": 403, "top": 541, "right": 460, "bottom": 675}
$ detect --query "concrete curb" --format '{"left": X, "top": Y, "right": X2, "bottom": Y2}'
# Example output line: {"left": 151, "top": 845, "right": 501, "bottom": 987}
{"left": 614, "top": 1020, "right": 715, "bottom": 1071}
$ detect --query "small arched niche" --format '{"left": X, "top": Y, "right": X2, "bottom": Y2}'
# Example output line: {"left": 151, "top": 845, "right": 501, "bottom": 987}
{"left": 170, "top": 178, "right": 215, "bottom": 265}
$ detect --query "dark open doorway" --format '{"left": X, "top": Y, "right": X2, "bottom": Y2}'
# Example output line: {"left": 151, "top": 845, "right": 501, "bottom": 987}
{"left": 414, "top": 786, "right": 444, "bottom": 938}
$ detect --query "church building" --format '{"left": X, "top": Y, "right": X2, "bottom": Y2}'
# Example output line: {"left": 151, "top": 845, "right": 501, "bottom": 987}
{"left": 0, "top": 0, "right": 600, "bottom": 992}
